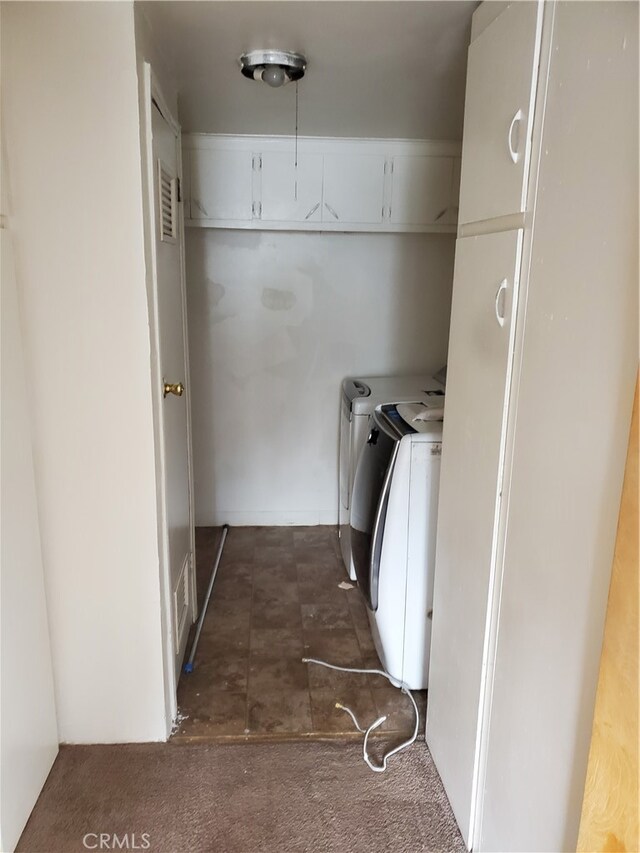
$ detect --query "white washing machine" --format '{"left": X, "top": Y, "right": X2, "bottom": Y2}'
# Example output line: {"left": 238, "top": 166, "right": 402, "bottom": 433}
{"left": 350, "top": 401, "right": 444, "bottom": 689}
{"left": 339, "top": 371, "right": 445, "bottom": 580}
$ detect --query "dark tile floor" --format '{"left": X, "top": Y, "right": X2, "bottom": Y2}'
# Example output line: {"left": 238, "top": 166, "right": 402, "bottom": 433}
{"left": 173, "top": 526, "right": 426, "bottom": 742}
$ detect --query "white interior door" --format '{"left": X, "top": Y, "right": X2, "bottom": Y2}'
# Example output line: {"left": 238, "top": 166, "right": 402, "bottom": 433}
{"left": 152, "top": 102, "right": 194, "bottom": 682}
{"left": 1, "top": 230, "right": 58, "bottom": 852}
{"left": 260, "top": 150, "right": 323, "bottom": 222}
{"left": 458, "top": 1, "right": 543, "bottom": 224}
{"left": 426, "top": 229, "right": 522, "bottom": 846}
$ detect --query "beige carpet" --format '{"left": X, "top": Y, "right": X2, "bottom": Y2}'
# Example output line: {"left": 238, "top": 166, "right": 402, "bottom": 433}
{"left": 18, "top": 740, "right": 465, "bottom": 853}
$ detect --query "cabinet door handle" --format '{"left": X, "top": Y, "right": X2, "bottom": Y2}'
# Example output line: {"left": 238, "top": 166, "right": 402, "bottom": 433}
{"left": 495, "top": 278, "right": 508, "bottom": 327}
{"left": 304, "top": 202, "right": 320, "bottom": 220}
{"left": 324, "top": 202, "right": 340, "bottom": 220}
{"left": 508, "top": 109, "right": 524, "bottom": 164}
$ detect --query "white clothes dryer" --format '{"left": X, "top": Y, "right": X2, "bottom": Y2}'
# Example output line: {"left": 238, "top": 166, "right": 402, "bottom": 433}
{"left": 339, "top": 373, "right": 445, "bottom": 580}
{"left": 350, "top": 402, "right": 444, "bottom": 689}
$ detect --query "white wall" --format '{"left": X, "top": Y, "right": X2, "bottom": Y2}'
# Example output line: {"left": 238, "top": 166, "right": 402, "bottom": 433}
{"left": 186, "top": 229, "right": 455, "bottom": 525}
{"left": 134, "top": 3, "right": 178, "bottom": 118}
{"left": 1, "top": 1, "right": 167, "bottom": 743}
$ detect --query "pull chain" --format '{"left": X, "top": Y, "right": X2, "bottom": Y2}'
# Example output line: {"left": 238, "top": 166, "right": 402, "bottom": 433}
{"left": 294, "top": 80, "right": 299, "bottom": 201}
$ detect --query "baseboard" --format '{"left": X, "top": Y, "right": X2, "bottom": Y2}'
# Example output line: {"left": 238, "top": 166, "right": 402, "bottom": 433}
{"left": 196, "top": 509, "right": 338, "bottom": 527}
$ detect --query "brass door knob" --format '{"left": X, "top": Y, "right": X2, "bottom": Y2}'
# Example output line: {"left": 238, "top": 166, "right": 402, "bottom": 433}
{"left": 163, "top": 380, "right": 185, "bottom": 398}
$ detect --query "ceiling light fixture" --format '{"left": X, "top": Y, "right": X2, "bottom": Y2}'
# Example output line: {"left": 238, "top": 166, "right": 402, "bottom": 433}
{"left": 239, "top": 49, "right": 307, "bottom": 88}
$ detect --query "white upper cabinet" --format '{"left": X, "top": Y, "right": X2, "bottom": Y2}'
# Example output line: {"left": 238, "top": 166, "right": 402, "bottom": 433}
{"left": 390, "top": 155, "right": 456, "bottom": 226}
{"left": 260, "top": 151, "right": 323, "bottom": 223}
{"left": 189, "top": 146, "right": 254, "bottom": 222}
{"left": 458, "top": 1, "right": 543, "bottom": 225}
{"left": 183, "top": 135, "right": 461, "bottom": 233}
{"left": 322, "top": 153, "right": 386, "bottom": 225}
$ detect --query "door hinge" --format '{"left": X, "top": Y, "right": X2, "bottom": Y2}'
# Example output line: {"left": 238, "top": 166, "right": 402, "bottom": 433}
{"left": 253, "top": 154, "right": 263, "bottom": 171}
{"left": 176, "top": 177, "right": 182, "bottom": 203}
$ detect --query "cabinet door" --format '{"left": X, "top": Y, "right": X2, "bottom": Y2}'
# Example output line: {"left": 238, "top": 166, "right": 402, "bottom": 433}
{"left": 189, "top": 148, "right": 253, "bottom": 221}
{"left": 322, "top": 153, "right": 386, "bottom": 225}
{"left": 390, "top": 155, "right": 455, "bottom": 226}
{"left": 458, "top": 1, "right": 542, "bottom": 224}
{"left": 260, "top": 151, "right": 323, "bottom": 222}
{"left": 426, "top": 229, "right": 522, "bottom": 847}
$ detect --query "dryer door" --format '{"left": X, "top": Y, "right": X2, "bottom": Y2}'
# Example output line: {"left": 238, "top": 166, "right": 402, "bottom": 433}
{"left": 350, "top": 419, "right": 398, "bottom": 610}
{"left": 339, "top": 395, "right": 352, "bottom": 514}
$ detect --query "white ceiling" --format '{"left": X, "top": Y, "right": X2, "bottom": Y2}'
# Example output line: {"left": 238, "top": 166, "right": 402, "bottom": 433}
{"left": 139, "top": 1, "right": 477, "bottom": 139}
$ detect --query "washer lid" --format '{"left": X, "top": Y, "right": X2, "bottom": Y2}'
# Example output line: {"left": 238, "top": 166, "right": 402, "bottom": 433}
{"left": 350, "top": 374, "right": 444, "bottom": 416}
{"left": 373, "top": 403, "right": 417, "bottom": 440}
{"left": 396, "top": 401, "right": 445, "bottom": 434}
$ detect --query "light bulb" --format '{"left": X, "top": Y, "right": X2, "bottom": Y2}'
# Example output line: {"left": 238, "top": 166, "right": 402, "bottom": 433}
{"left": 262, "top": 64, "right": 287, "bottom": 88}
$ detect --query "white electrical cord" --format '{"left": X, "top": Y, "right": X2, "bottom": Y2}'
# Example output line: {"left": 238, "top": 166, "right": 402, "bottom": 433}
{"left": 302, "top": 657, "right": 420, "bottom": 773}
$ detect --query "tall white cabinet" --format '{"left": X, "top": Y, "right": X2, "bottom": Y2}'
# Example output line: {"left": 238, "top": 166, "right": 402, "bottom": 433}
{"left": 427, "top": 2, "right": 638, "bottom": 851}
{"left": 428, "top": 4, "right": 544, "bottom": 843}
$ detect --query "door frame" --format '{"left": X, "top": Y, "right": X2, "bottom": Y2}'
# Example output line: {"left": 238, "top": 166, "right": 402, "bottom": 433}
{"left": 139, "top": 62, "right": 196, "bottom": 735}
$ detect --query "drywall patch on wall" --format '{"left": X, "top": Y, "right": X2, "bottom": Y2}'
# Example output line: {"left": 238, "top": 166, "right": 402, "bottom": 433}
{"left": 186, "top": 228, "right": 455, "bottom": 526}
{"left": 262, "top": 287, "right": 297, "bottom": 312}
{"left": 209, "top": 279, "right": 226, "bottom": 307}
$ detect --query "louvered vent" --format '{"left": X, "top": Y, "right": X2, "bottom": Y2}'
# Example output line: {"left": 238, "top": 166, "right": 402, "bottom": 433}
{"left": 158, "top": 159, "right": 177, "bottom": 243}
{"left": 174, "top": 553, "right": 191, "bottom": 651}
